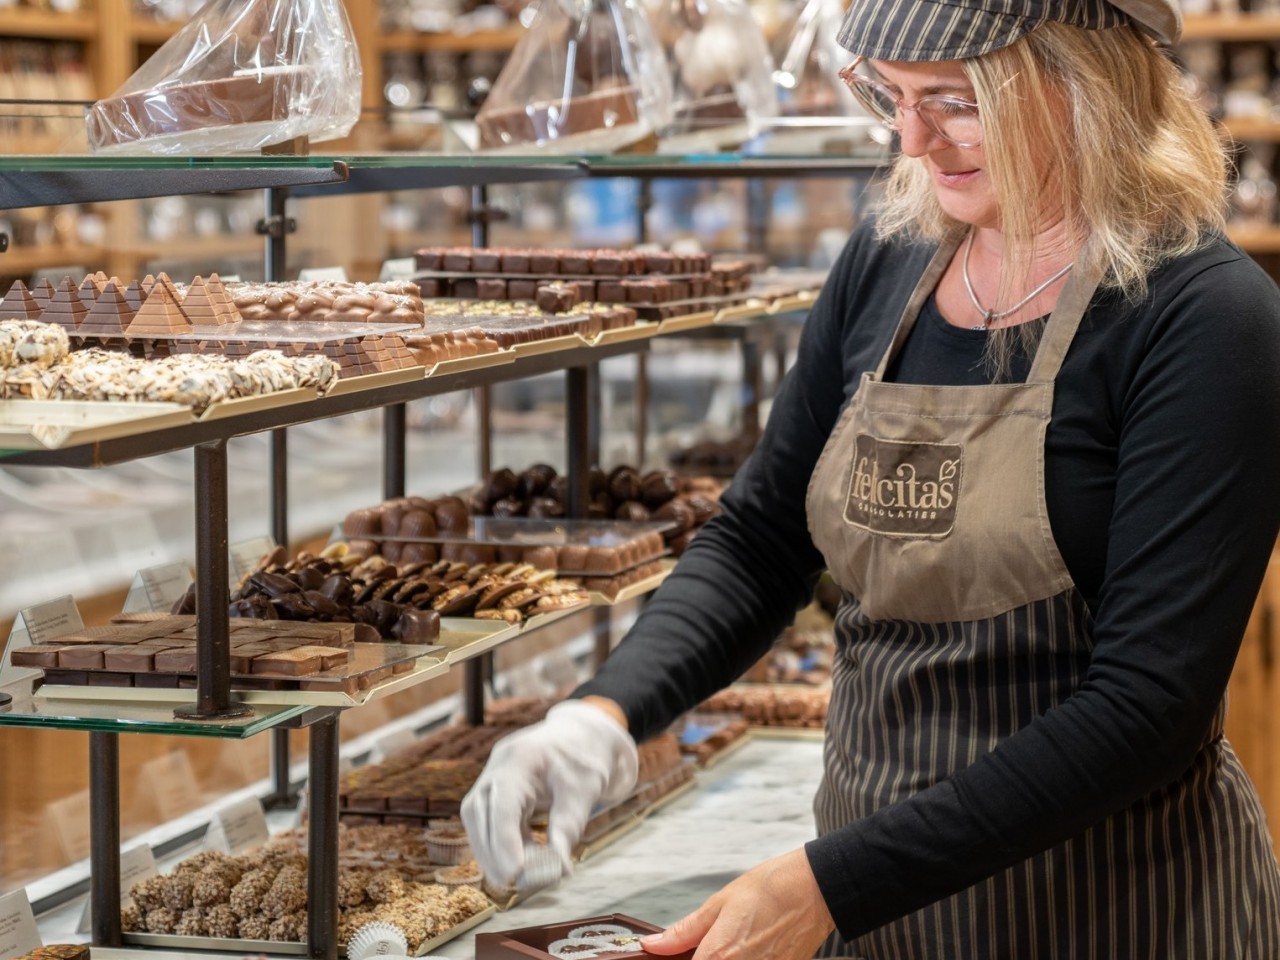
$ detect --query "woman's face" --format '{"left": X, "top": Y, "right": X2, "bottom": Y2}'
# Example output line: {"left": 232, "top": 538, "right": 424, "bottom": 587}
{"left": 869, "top": 59, "right": 997, "bottom": 230}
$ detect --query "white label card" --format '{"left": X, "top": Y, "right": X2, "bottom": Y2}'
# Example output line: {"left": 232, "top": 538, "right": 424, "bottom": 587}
{"left": 379, "top": 257, "right": 416, "bottom": 282}
{"left": 216, "top": 796, "right": 270, "bottom": 855}
{"left": 229, "top": 535, "right": 277, "bottom": 584}
{"left": 76, "top": 843, "right": 157, "bottom": 934}
{"left": 20, "top": 595, "right": 83, "bottom": 646}
{"left": 122, "top": 561, "right": 193, "bottom": 614}
{"left": 2, "top": 596, "right": 83, "bottom": 689}
{"left": 0, "top": 890, "right": 41, "bottom": 960}
{"left": 298, "top": 266, "right": 349, "bottom": 283}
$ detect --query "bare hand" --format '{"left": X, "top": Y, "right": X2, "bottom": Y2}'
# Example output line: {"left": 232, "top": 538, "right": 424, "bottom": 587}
{"left": 640, "top": 849, "right": 835, "bottom": 960}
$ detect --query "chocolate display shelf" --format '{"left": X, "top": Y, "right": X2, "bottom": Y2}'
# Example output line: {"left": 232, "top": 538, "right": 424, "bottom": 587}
{"left": 0, "top": 399, "right": 192, "bottom": 451}
{"left": 575, "top": 764, "right": 698, "bottom": 860}
{"left": 583, "top": 558, "right": 675, "bottom": 605}
{"left": 415, "top": 268, "right": 714, "bottom": 284}
{"left": 123, "top": 904, "right": 497, "bottom": 958}
{"left": 423, "top": 350, "right": 518, "bottom": 379}
{"left": 31, "top": 641, "right": 448, "bottom": 709}
{"left": 324, "top": 366, "right": 429, "bottom": 397}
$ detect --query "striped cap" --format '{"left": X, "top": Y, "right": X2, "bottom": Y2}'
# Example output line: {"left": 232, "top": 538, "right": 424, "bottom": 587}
{"left": 836, "top": 0, "right": 1181, "bottom": 61}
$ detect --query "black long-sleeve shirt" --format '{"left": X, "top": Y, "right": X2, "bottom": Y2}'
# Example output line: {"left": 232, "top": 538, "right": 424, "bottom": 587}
{"left": 574, "top": 220, "right": 1280, "bottom": 939}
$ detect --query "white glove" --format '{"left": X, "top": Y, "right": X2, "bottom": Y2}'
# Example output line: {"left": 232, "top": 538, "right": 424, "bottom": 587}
{"left": 461, "top": 699, "right": 639, "bottom": 888}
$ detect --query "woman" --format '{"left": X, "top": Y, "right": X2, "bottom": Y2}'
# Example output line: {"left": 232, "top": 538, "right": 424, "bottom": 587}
{"left": 462, "top": 0, "right": 1280, "bottom": 955}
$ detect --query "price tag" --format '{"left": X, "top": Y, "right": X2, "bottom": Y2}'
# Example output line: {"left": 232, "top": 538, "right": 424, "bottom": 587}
{"left": 122, "top": 561, "right": 193, "bottom": 614}
{"left": 297, "top": 266, "right": 349, "bottom": 283}
{"left": 76, "top": 843, "right": 157, "bottom": 934}
{"left": 379, "top": 258, "right": 416, "bottom": 282}
{"left": 2, "top": 596, "right": 84, "bottom": 688}
{"left": 219, "top": 275, "right": 242, "bottom": 284}
{"left": 0, "top": 889, "right": 41, "bottom": 960}
{"left": 229, "top": 535, "right": 277, "bottom": 584}
{"left": 137, "top": 751, "right": 202, "bottom": 822}
{"left": 214, "top": 796, "right": 270, "bottom": 855}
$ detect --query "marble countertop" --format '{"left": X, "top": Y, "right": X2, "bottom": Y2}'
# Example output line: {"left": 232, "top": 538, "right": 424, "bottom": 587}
{"left": 436, "top": 736, "right": 826, "bottom": 958}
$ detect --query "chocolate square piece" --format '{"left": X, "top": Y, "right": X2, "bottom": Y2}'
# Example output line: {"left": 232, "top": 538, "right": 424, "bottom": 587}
{"left": 592, "top": 252, "right": 626, "bottom": 275}
{"left": 501, "top": 250, "right": 530, "bottom": 274}
{"left": 442, "top": 249, "right": 472, "bottom": 272}
{"left": 472, "top": 251, "right": 501, "bottom": 272}
{"left": 536, "top": 282, "right": 579, "bottom": 314}
{"left": 134, "top": 673, "right": 180, "bottom": 688}
{"left": 508, "top": 280, "right": 538, "bottom": 300}
{"left": 452, "top": 279, "right": 479, "bottom": 299}
{"left": 57, "top": 645, "right": 113, "bottom": 670}
{"left": 476, "top": 278, "right": 508, "bottom": 300}
{"left": 10, "top": 645, "right": 65, "bottom": 668}
{"left": 87, "top": 672, "right": 135, "bottom": 687}
{"left": 103, "top": 646, "right": 160, "bottom": 672}
{"left": 252, "top": 649, "right": 324, "bottom": 676}
{"left": 417, "top": 278, "right": 442, "bottom": 298}
{"left": 573, "top": 280, "right": 596, "bottom": 302}
{"left": 155, "top": 648, "right": 198, "bottom": 673}
{"left": 290, "top": 645, "right": 350, "bottom": 670}
{"left": 561, "top": 251, "right": 591, "bottom": 274}
{"left": 42, "top": 670, "right": 89, "bottom": 685}
{"left": 624, "top": 281, "right": 658, "bottom": 305}
{"left": 358, "top": 665, "right": 395, "bottom": 689}
{"left": 528, "top": 252, "right": 559, "bottom": 274}
{"left": 597, "top": 280, "right": 628, "bottom": 302}
{"left": 414, "top": 248, "right": 444, "bottom": 271}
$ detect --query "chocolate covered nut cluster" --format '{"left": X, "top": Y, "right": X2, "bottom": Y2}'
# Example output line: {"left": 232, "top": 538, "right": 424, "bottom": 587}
{"left": 0, "top": 340, "right": 338, "bottom": 410}
{"left": 123, "top": 838, "right": 489, "bottom": 951}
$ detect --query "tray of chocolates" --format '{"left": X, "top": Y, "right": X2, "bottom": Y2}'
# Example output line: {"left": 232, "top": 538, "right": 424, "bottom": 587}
{"left": 477, "top": 914, "right": 693, "bottom": 960}
{"left": 15, "top": 614, "right": 446, "bottom": 708}
{"left": 121, "top": 832, "right": 495, "bottom": 956}
{"left": 342, "top": 516, "right": 670, "bottom": 575}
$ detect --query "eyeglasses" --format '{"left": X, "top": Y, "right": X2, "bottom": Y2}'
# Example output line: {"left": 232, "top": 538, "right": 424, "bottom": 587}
{"left": 839, "top": 58, "right": 983, "bottom": 148}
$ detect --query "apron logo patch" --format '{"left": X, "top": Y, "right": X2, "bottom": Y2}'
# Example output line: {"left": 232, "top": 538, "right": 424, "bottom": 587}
{"left": 844, "top": 434, "right": 962, "bottom": 537}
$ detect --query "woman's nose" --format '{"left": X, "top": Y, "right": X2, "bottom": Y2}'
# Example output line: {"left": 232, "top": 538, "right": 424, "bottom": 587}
{"left": 896, "top": 109, "right": 945, "bottom": 158}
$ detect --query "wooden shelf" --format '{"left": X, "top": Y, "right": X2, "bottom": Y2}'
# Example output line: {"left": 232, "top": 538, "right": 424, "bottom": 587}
{"left": 128, "top": 17, "right": 183, "bottom": 45}
{"left": 0, "top": 7, "right": 95, "bottom": 40}
{"left": 0, "top": 244, "right": 105, "bottom": 274}
{"left": 1222, "top": 117, "right": 1280, "bottom": 142}
{"left": 1228, "top": 226, "right": 1280, "bottom": 253}
{"left": 1182, "top": 13, "right": 1280, "bottom": 40}
{"left": 379, "top": 26, "right": 524, "bottom": 53}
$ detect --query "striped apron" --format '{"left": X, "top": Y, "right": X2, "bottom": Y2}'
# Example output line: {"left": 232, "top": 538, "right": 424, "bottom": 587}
{"left": 804, "top": 233, "right": 1280, "bottom": 958}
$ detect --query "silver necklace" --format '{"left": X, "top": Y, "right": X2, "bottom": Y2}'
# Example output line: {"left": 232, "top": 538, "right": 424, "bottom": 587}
{"left": 961, "top": 228, "right": 1074, "bottom": 330}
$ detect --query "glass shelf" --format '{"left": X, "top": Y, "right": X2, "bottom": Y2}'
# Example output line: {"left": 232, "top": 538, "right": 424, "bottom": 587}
{"left": 0, "top": 687, "right": 308, "bottom": 738}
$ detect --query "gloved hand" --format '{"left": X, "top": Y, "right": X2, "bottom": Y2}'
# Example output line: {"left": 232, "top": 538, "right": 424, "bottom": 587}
{"left": 461, "top": 699, "right": 639, "bottom": 888}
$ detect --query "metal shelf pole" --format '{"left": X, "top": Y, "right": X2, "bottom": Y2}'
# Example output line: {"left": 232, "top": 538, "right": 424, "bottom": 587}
{"left": 383, "top": 403, "right": 408, "bottom": 500}
{"left": 467, "top": 184, "right": 494, "bottom": 723}
{"left": 89, "top": 731, "right": 121, "bottom": 948}
{"left": 176, "top": 440, "right": 250, "bottom": 720}
{"left": 306, "top": 714, "right": 340, "bottom": 960}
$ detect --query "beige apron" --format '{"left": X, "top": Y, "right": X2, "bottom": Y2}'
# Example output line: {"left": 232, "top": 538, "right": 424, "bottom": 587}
{"left": 804, "top": 232, "right": 1280, "bottom": 959}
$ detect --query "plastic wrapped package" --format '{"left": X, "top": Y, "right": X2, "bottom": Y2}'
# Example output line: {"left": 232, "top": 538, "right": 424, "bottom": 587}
{"left": 645, "top": 0, "right": 778, "bottom": 152}
{"left": 761, "top": 0, "right": 881, "bottom": 152}
{"left": 85, "top": 0, "right": 361, "bottom": 155}
{"left": 475, "top": 0, "right": 673, "bottom": 154}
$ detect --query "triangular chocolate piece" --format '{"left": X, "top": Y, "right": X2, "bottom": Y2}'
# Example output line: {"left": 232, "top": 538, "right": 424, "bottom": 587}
{"left": 31, "top": 277, "right": 56, "bottom": 310}
{"left": 122, "top": 280, "right": 146, "bottom": 312}
{"left": 126, "top": 281, "right": 192, "bottom": 336}
{"left": 183, "top": 277, "right": 219, "bottom": 325}
{"left": 42, "top": 277, "right": 88, "bottom": 331}
{"left": 78, "top": 277, "right": 100, "bottom": 306}
{"left": 205, "top": 273, "right": 241, "bottom": 324}
{"left": 80, "top": 281, "right": 136, "bottom": 338}
{"left": 0, "top": 280, "right": 44, "bottom": 321}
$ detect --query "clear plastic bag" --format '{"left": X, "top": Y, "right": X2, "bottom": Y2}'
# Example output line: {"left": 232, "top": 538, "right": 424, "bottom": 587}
{"left": 754, "top": 0, "right": 880, "bottom": 152}
{"left": 475, "top": 0, "right": 674, "bottom": 154}
{"left": 646, "top": 0, "right": 778, "bottom": 152}
{"left": 86, "top": 0, "right": 362, "bottom": 155}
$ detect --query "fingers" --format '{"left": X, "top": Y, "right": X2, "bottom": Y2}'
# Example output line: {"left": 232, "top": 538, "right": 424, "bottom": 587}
{"left": 461, "top": 775, "right": 533, "bottom": 888}
{"left": 641, "top": 903, "right": 719, "bottom": 956}
{"left": 545, "top": 784, "right": 595, "bottom": 872}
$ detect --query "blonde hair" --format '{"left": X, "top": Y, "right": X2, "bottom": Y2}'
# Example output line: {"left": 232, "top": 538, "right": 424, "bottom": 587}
{"left": 874, "top": 21, "right": 1228, "bottom": 299}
